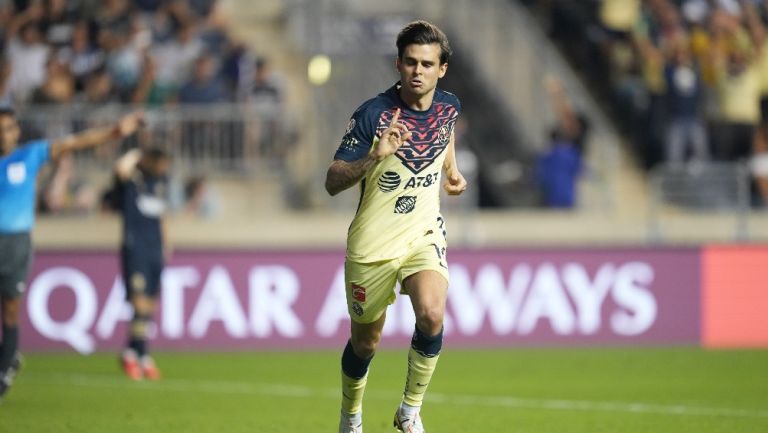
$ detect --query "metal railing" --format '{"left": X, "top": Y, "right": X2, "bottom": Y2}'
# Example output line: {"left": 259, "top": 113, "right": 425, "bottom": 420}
{"left": 648, "top": 162, "right": 752, "bottom": 241}
{"left": 15, "top": 103, "right": 295, "bottom": 177}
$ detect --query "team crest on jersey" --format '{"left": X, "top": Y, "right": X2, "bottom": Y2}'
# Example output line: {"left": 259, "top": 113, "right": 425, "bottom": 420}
{"left": 7, "top": 162, "right": 26, "bottom": 185}
{"left": 377, "top": 104, "right": 458, "bottom": 174}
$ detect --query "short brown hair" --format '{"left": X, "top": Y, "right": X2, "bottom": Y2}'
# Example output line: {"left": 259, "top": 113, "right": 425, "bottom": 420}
{"left": 396, "top": 20, "right": 452, "bottom": 65}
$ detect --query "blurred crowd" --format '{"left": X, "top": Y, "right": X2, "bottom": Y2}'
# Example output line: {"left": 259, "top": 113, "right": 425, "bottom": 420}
{"left": 0, "top": 0, "right": 285, "bottom": 216}
{"left": 531, "top": 0, "right": 768, "bottom": 206}
{"left": 0, "top": 0, "right": 283, "bottom": 108}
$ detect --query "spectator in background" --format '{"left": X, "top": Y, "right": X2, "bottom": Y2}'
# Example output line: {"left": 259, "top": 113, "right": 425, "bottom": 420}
{"left": 663, "top": 36, "right": 708, "bottom": 165}
{"left": 58, "top": 21, "right": 104, "bottom": 93}
{"left": 94, "top": 0, "right": 133, "bottom": 38}
{"left": 221, "top": 40, "right": 254, "bottom": 96}
{"left": 709, "top": 9, "right": 762, "bottom": 161}
{"left": 80, "top": 67, "right": 119, "bottom": 104}
{"left": 178, "top": 53, "right": 227, "bottom": 159}
{"left": 141, "top": 2, "right": 175, "bottom": 43}
{"left": 751, "top": 134, "right": 768, "bottom": 207}
{"left": 753, "top": 0, "right": 768, "bottom": 170}
{"left": 150, "top": 20, "right": 203, "bottom": 104}
{"left": 29, "top": 57, "right": 74, "bottom": 139}
{"left": 536, "top": 131, "right": 582, "bottom": 209}
{"left": 599, "top": 0, "right": 641, "bottom": 39}
{"left": 632, "top": 14, "right": 668, "bottom": 168}
{"left": 242, "top": 57, "right": 283, "bottom": 157}
{"left": 40, "top": 0, "right": 78, "bottom": 48}
{"left": 103, "top": 19, "right": 147, "bottom": 101}
{"left": 5, "top": 3, "right": 49, "bottom": 103}
{"left": 0, "top": 1, "right": 12, "bottom": 35}
{"left": 0, "top": 56, "right": 11, "bottom": 107}
{"left": 535, "top": 76, "right": 588, "bottom": 209}
{"left": 178, "top": 52, "right": 227, "bottom": 104}
{"left": 30, "top": 57, "right": 74, "bottom": 105}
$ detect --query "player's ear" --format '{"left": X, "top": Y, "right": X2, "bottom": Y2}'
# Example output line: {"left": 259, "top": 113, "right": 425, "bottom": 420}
{"left": 395, "top": 56, "right": 402, "bottom": 71}
{"left": 438, "top": 62, "right": 448, "bottom": 78}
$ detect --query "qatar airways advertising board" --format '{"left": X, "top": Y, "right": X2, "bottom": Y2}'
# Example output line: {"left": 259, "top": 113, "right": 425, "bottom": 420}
{"left": 20, "top": 248, "right": 701, "bottom": 353}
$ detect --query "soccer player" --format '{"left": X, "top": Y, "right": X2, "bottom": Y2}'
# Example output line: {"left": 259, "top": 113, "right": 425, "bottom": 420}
{"left": 325, "top": 20, "right": 467, "bottom": 433}
{"left": 0, "top": 107, "right": 144, "bottom": 400}
{"left": 113, "top": 147, "right": 171, "bottom": 381}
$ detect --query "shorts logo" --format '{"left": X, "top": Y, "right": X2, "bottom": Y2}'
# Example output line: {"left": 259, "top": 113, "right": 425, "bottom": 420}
{"left": 351, "top": 283, "right": 366, "bottom": 302}
{"left": 377, "top": 171, "right": 401, "bottom": 192}
{"left": 394, "top": 196, "right": 417, "bottom": 214}
{"left": 351, "top": 302, "right": 364, "bottom": 317}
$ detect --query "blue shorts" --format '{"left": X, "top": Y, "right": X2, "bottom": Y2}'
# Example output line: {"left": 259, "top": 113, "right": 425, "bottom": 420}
{"left": 0, "top": 232, "right": 31, "bottom": 299}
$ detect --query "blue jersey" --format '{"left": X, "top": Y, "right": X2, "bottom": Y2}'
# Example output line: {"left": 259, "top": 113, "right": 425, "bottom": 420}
{"left": 0, "top": 140, "right": 50, "bottom": 234}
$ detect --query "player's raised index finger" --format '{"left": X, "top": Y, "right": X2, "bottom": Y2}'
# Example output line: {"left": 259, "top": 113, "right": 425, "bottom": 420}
{"left": 390, "top": 108, "right": 401, "bottom": 127}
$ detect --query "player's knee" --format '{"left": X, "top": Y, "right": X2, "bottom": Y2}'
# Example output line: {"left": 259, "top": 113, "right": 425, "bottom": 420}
{"left": 415, "top": 307, "right": 444, "bottom": 336}
{"left": 351, "top": 332, "right": 381, "bottom": 359}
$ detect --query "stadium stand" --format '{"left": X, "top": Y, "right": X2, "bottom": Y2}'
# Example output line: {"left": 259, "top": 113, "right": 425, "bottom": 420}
{"left": 2, "top": 0, "right": 767, "bottom": 247}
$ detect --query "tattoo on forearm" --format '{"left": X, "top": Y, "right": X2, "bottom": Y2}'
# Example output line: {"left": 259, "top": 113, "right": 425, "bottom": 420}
{"left": 325, "top": 157, "right": 378, "bottom": 195}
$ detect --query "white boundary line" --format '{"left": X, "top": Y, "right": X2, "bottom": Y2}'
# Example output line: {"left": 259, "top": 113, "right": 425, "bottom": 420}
{"left": 22, "top": 373, "right": 768, "bottom": 419}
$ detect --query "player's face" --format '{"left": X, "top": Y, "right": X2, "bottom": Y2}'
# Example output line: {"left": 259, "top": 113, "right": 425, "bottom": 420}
{"left": 0, "top": 115, "right": 20, "bottom": 156}
{"left": 396, "top": 43, "right": 447, "bottom": 101}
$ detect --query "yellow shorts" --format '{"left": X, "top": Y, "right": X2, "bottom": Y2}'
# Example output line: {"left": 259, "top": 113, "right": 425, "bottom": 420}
{"left": 344, "top": 230, "right": 449, "bottom": 324}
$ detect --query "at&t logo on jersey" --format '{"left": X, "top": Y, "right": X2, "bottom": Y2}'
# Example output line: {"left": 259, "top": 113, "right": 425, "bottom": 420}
{"left": 404, "top": 172, "right": 439, "bottom": 189}
{"left": 377, "top": 171, "right": 401, "bottom": 192}
{"left": 394, "top": 196, "right": 417, "bottom": 214}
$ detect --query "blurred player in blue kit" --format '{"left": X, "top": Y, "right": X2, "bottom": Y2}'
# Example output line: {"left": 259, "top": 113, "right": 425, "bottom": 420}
{"left": 113, "top": 147, "right": 171, "bottom": 381}
{"left": 325, "top": 20, "right": 467, "bottom": 433}
{"left": 0, "top": 107, "right": 144, "bottom": 400}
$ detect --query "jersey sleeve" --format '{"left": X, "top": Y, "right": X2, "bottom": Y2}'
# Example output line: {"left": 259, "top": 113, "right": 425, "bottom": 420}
{"left": 448, "top": 93, "right": 462, "bottom": 114}
{"left": 26, "top": 140, "right": 51, "bottom": 172}
{"left": 333, "top": 101, "right": 377, "bottom": 162}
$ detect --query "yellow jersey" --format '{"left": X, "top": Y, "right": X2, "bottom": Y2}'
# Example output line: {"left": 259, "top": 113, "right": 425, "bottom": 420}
{"left": 334, "top": 83, "right": 461, "bottom": 263}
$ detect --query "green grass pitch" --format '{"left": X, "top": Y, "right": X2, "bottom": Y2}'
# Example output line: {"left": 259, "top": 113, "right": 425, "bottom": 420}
{"left": 1, "top": 347, "right": 767, "bottom": 432}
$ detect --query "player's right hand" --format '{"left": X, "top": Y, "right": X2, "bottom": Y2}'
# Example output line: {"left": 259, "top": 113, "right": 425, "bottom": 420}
{"left": 116, "top": 111, "right": 146, "bottom": 138}
{"left": 373, "top": 108, "right": 411, "bottom": 161}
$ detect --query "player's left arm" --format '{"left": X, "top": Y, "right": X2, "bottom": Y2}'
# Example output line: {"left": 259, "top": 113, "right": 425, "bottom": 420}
{"left": 442, "top": 130, "right": 466, "bottom": 196}
{"left": 50, "top": 111, "right": 144, "bottom": 161}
